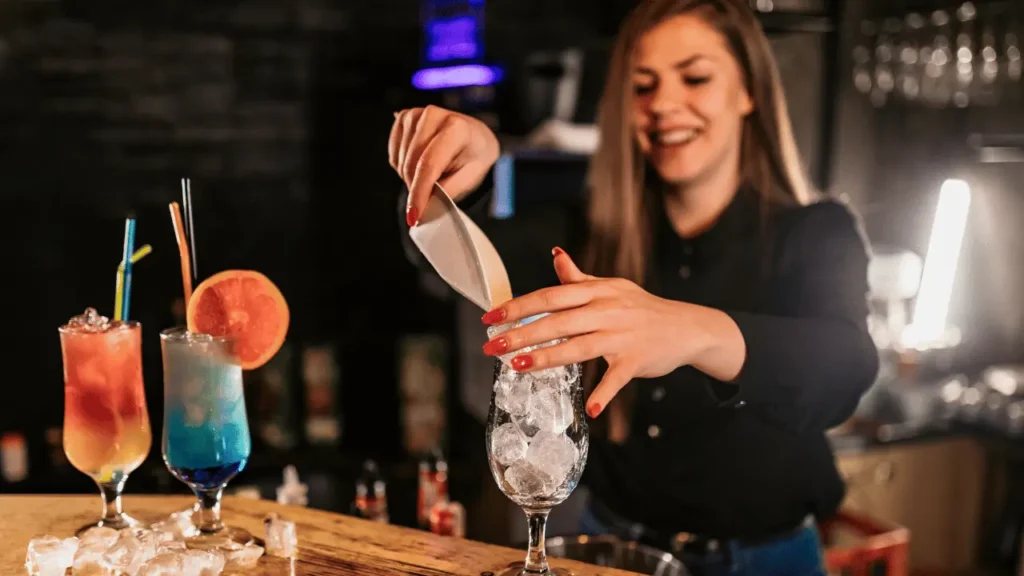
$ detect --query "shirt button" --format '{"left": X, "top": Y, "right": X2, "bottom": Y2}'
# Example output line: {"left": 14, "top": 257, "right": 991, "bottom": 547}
{"left": 651, "top": 387, "right": 666, "bottom": 402}
{"left": 678, "top": 265, "right": 691, "bottom": 279}
{"left": 683, "top": 245, "right": 693, "bottom": 256}
{"left": 648, "top": 425, "right": 661, "bottom": 439}
{"left": 735, "top": 400, "right": 747, "bottom": 409}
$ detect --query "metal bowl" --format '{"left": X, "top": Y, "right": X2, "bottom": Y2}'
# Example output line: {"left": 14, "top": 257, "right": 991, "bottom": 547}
{"left": 545, "top": 535, "right": 688, "bottom": 575}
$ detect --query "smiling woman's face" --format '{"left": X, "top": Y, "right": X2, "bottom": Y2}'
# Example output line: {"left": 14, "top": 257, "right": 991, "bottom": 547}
{"left": 631, "top": 13, "right": 753, "bottom": 186}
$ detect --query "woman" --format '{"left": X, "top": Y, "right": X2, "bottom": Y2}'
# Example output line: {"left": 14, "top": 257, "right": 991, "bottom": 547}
{"left": 389, "top": 0, "right": 878, "bottom": 574}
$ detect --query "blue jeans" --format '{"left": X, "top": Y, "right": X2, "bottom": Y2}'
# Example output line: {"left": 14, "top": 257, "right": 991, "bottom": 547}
{"left": 579, "top": 507, "right": 827, "bottom": 576}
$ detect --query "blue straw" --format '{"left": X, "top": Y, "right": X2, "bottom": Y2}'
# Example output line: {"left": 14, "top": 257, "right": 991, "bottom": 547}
{"left": 121, "top": 218, "right": 137, "bottom": 320}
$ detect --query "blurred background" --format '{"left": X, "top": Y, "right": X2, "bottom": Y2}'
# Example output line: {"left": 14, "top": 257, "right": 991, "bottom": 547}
{"left": 1, "top": 0, "right": 1023, "bottom": 574}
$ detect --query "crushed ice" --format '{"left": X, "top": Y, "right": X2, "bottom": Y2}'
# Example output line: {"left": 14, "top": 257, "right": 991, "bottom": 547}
{"left": 489, "top": 342, "right": 584, "bottom": 501}
{"left": 25, "top": 507, "right": 297, "bottom": 575}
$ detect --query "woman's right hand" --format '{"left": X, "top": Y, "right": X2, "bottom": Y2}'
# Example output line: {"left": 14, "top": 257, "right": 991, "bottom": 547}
{"left": 389, "top": 106, "right": 500, "bottom": 226}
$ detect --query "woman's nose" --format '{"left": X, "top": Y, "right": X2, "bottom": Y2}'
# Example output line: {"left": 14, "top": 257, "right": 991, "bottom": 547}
{"left": 648, "top": 83, "right": 685, "bottom": 116}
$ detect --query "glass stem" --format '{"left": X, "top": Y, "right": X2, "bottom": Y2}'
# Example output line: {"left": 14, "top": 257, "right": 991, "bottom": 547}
{"left": 523, "top": 508, "right": 551, "bottom": 574}
{"left": 195, "top": 488, "right": 225, "bottom": 533}
{"left": 97, "top": 479, "right": 126, "bottom": 523}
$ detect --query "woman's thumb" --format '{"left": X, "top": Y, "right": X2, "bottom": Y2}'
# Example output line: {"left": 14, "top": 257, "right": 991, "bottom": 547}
{"left": 552, "top": 247, "right": 594, "bottom": 284}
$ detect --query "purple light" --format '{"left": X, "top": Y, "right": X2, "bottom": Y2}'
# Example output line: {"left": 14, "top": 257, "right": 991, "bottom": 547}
{"left": 412, "top": 65, "right": 503, "bottom": 90}
{"left": 426, "top": 16, "right": 479, "bottom": 62}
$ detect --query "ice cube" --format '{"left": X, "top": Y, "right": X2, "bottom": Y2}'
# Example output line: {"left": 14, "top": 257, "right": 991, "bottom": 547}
{"left": 490, "top": 422, "right": 528, "bottom": 466}
{"left": 101, "top": 528, "right": 155, "bottom": 575}
{"left": 150, "top": 509, "right": 199, "bottom": 540}
{"left": 25, "top": 535, "right": 78, "bottom": 576}
{"left": 66, "top": 308, "right": 111, "bottom": 332}
{"left": 156, "top": 541, "right": 187, "bottom": 554}
{"left": 184, "top": 402, "right": 207, "bottom": 426}
{"left": 182, "top": 550, "right": 226, "bottom": 576}
{"left": 264, "top": 514, "right": 298, "bottom": 558}
{"left": 137, "top": 553, "right": 183, "bottom": 576}
{"left": 224, "top": 542, "right": 263, "bottom": 568}
{"left": 512, "top": 414, "right": 540, "bottom": 438}
{"left": 72, "top": 539, "right": 114, "bottom": 576}
{"left": 151, "top": 510, "right": 198, "bottom": 539}
{"left": 533, "top": 364, "right": 579, "bottom": 394}
{"left": 526, "top": 431, "right": 578, "bottom": 487}
{"left": 494, "top": 372, "right": 530, "bottom": 417}
{"left": 503, "top": 461, "right": 555, "bottom": 498}
{"left": 524, "top": 387, "right": 574, "bottom": 434}
{"left": 78, "top": 527, "right": 119, "bottom": 549}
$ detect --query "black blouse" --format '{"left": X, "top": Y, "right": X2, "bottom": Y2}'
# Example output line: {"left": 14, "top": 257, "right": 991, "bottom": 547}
{"left": 399, "top": 184, "right": 879, "bottom": 542}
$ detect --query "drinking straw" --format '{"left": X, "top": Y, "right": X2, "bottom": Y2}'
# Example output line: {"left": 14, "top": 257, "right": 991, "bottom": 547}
{"left": 121, "top": 218, "right": 137, "bottom": 320}
{"left": 182, "top": 178, "right": 198, "bottom": 281}
{"left": 112, "top": 245, "right": 152, "bottom": 322}
{"left": 169, "top": 202, "right": 193, "bottom": 306}
{"left": 113, "top": 266, "right": 125, "bottom": 322}
{"left": 128, "top": 244, "right": 153, "bottom": 265}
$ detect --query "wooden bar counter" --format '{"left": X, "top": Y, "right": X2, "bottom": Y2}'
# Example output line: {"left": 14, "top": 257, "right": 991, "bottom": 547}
{"left": 0, "top": 495, "right": 640, "bottom": 575}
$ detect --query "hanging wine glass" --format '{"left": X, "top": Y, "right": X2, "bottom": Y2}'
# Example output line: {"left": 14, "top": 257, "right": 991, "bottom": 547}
{"left": 897, "top": 13, "right": 925, "bottom": 101}
{"left": 853, "top": 20, "right": 877, "bottom": 95}
{"left": 975, "top": 19, "right": 999, "bottom": 105}
{"left": 923, "top": 10, "right": 953, "bottom": 107}
{"left": 872, "top": 18, "right": 900, "bottom": 107}
{"left": 952, "top": 2, "right": 976, "bottom": 108}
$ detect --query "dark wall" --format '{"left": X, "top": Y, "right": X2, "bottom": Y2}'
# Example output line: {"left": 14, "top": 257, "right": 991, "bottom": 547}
{"left": 0, "top": 0, "right": 423, "bottom": 453}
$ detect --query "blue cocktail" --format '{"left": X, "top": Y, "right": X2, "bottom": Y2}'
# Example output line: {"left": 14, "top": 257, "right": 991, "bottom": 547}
{"left": 160, "top": 327, "right": 252, "bottom": 548}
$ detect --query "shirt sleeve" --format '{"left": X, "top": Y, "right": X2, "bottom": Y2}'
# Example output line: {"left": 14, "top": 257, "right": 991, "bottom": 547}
{"left": 723, "top": 201, "right": 879, "bottom": 433}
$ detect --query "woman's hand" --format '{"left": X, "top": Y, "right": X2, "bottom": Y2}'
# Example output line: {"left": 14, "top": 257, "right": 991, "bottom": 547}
{"left": 388, "top": 106, "right": 500, "bottom": 226}
{"left": 481, "top": 248, "right": 746, "bottom": 418}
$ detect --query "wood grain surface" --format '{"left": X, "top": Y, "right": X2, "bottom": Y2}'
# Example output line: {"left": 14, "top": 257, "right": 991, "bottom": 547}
{"left": 0, "top": 495, "right": 641, "bottom": 575}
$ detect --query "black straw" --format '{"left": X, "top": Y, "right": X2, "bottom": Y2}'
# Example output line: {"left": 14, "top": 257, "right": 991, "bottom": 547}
{"left": 181, "top": 178, "right": 198, "bottom": 281}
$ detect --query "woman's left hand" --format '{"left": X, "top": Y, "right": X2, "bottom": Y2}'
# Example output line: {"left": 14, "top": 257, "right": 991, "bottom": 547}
{"left": 481, "top": 248, "right": 742, "bottom": 418}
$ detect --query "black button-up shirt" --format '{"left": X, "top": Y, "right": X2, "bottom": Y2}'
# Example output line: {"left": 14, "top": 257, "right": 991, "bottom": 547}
{"left": 400, "top": 185, "right": 879, "bottom": 542}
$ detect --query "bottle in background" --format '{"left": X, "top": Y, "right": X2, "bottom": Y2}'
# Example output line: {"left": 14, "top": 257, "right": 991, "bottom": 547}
{"left": 249, "top": 343, "right": 297, "bottom": 451}
{"left": 417, "top": 447, "right": 448, "bottom": 529}
{"left": 354, "top": 460, "right": 389, "bottom": 523}
{"left": 430, "top": 501, "right": 466, "bottom": 538}
{"left": 276, "top": 464, "right": 309, "bottom": 507}
{"left": 1, "top": 432, "right": 28, "bottom": 483}
{"left": 398, "top": 335, "right": 448, "bottom": 455}
{"left": 45, "top": 427, "right": 69, "bottom": 470}
{"left": 302, "top": 344, "right": 341, "bottom": 446}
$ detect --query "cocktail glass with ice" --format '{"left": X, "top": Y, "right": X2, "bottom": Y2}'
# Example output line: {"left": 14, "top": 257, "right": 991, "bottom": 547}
{"left": 160, "top": 327, "right": 253, "bottom": 549}
{"left": 486, "top": 331, "right": 588, "bottom": 576}
{"left": 60, "top": 308, "right": 152, "bottom": 533}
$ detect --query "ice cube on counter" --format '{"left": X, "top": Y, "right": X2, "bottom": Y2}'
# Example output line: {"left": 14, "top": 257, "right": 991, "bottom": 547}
{"left": 224, "top": 542, "right": 264, "bottom": 568}
{"left": 182, "top": 550, "right": 226, "bottom": 576}
{"left": 25, "top": 535, "right": 78, "bottom": 576}
{"left": 264, "top": 513, "right": 298, "bottom": 558}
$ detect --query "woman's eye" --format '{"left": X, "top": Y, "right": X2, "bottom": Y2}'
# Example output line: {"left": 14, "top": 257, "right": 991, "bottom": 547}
{"left": 684, "top": 76, "right": 711, "bottom": 86}
{"left": 634, "top": 84, "right": 655, "bottom": 95}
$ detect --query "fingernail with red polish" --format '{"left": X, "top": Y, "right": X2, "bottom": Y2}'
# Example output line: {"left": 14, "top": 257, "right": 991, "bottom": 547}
{"left": 552, "top": 246, "right": 566, "bottom": 257}
{"left": 481, "top": 308, "right": 506, "bottom": 325}
{"left": 406, "top": 206, "right": 419, "bottom": 227}
{"left": 482, "top": 338, "right": 509, "bottom": 356}
{"left": 586, "top": 403, "right": 601, "bottom": 418}
{"left": 511, "top": 355, "right": 534, "bottom": 371}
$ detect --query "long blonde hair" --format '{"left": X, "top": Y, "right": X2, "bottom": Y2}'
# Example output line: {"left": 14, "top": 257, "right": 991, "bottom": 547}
{"left": 583, "top": 0, "right": 814, "bottom": 438}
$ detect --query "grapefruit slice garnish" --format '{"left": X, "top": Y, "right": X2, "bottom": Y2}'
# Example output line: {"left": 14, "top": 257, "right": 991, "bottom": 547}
{"left": 186, "top": 270, "right": 289, "bottom": 370}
